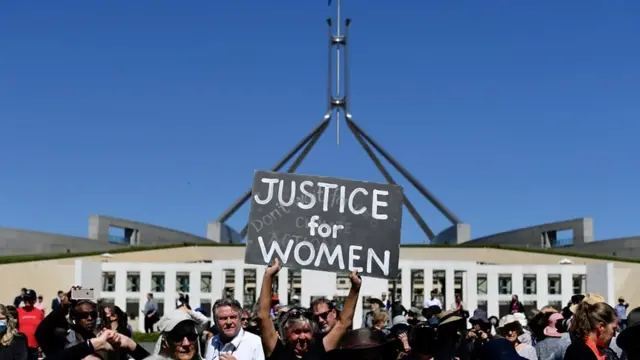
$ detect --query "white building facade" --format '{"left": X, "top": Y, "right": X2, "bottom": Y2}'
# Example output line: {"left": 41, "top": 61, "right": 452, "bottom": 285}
{"left": 74, "top": 259, "right": 615, "bottom": 331}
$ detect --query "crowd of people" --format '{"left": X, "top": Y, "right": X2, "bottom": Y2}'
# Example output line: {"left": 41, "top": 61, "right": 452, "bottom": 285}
{"left": 1, "top": 260, "right": 639, "bottom": 360}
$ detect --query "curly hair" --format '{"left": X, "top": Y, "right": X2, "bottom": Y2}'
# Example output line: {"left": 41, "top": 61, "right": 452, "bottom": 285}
{"left": 0, "top": 305, "right": 19, "bottom": 347}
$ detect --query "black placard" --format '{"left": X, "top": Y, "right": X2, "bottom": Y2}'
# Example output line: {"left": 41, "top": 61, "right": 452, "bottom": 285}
{"left": 245, "top": 170, "right": 403, "bottom": 279}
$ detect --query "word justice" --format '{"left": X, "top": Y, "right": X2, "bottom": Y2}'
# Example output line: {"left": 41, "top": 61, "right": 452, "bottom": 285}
{"left": 257, "top": 236, "right": 391, "bottom": 276}
{"left": 253, "top": 178, "right": 390, "bottom": 220}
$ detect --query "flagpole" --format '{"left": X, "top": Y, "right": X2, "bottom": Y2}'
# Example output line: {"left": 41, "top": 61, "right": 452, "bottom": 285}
{"left": 335, "top": 0, "right": 341, "bottom": 145}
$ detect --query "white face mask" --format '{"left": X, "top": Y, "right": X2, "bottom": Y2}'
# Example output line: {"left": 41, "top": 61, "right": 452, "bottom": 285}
{"left": 0, "top": 319, "right": 7, "bottom": 333}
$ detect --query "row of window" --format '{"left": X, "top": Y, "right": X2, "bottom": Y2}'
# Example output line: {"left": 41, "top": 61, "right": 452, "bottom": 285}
{"left": 477, "top": 274, "right": 586, "bottom": 295}
{"left": 101, "top": 270, "right": 586, "bottom": 297}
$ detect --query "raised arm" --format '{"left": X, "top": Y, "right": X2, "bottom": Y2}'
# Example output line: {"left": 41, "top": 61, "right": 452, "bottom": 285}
{"left": 323, "top": 271, "right": 361, "bottom": 352}
{"left": 256, "top": 258, "right": 281, "bottom": 357}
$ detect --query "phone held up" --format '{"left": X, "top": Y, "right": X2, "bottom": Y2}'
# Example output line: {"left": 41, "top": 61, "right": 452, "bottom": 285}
{"left": 71, "top": 288, "right": 95, "bottom": 301}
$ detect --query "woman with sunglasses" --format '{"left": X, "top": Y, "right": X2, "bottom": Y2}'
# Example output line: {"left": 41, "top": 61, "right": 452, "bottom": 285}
{"left": 257, "top": 258, "right": 361, "bottom": 360}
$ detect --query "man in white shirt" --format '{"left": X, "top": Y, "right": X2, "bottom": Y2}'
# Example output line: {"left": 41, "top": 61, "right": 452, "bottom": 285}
{"left": 423, "top": 289, "right": 442, "bottom": 309}
{"left": 205, "top": 298, "right": 264, "bottom": 360}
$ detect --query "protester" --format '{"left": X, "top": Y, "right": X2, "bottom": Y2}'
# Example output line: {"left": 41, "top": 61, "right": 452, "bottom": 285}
{"left": 615, "top": 298, "right": 630, "bottom": 330}
{"left": 617, "top": 307, "right": 640, "bottom": 359}
{"left": 204, "top": 298, "right": 263, "bottom": 360}
{"left": 423, "top": 290, "right": 442, "bottom": 309}
{"left": 533, "top": 312, "right": 564, "bottom": 360}
{"left": 144, "top": 293, "right": 159, "bottom": 334}
{"left": 497, "top": 314, "right": 537, "bottom": 360}
{"left": 510, "top": 295, "right": 525, "bottom": 314}
{"left": 12, "top": 290, "right": 26, "bottom": 309}
{"left": 16, "top": 290, "right": 43, "bottom": 360}
{"left": 257, "top": 258, "right": 361, "bottom": 360}
{"left": 0, "top": 304, "right": 28, "bottom": 360}
{"left": 564, "top": 300, "right": 618, "bottom": 360}
{"left": 51, "top": 291, "right": 64, "bottom": 313}
{"left": 311, "top": 298, "right": 339, "bottom": 335}
{"left": 330, "top": 328, "right": 397, "bottom": 360}
{"left": 363, "top": 298, "right": 385, "bottom": 329}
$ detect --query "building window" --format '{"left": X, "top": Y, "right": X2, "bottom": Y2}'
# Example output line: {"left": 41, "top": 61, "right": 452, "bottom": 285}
{"left": 523, "top": 274, "right": 537, "bottom": 295}
{"left": 477, "top": 274, "right": 487, "bottom": 295}
{"left": 548, "top": 274, "right": 561, "bottom": 295}
{"left": 152, "top": 273, "right": 165, "bottom": 292}
{"left": 127, "top": 272, "right": 140, "bottom": 292}
{"left": 102, "top": 272, "right": 116, "bottom": 292}
{"left": 498, "top": 274, "right": 512, "bottom": 295}
{"left": 156, "top": 299, "right": 165, "bottom": 317}
{"left": 125, "top": 298, "right": 140, "bottom": 320}
{"left": 176, "top": 273, "right": 190, "bottom": 293}
{"left": 201, "top": 301, "right": 212, "bottom": 317}
{"left": 572, "top": 274, "right": 585, "bottom": 295}
{"left": 201, "top": 273, "right": 212, "bottom": 293}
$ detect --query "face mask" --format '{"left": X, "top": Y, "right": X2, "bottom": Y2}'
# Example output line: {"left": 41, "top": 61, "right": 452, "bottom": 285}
{"left": 0, "top": 320, "right": 7, "bottom": 333}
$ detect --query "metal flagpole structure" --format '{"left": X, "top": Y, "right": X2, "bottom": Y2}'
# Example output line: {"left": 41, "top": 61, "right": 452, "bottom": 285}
{"left": 214, "top": 0, "right": 461, "bottom": 243}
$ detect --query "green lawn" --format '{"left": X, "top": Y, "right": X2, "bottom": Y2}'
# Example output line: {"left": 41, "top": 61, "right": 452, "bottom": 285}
{"left": 0, "top": 242, "right": 637, "bottom": 264}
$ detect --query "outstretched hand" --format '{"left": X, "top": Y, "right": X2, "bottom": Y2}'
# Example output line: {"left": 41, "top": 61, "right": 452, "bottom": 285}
{"left": 265, "top": 258, "right": 282, "bottom": 278}
{"left": 349, "top": 271, "right": 361, "bottom": 289}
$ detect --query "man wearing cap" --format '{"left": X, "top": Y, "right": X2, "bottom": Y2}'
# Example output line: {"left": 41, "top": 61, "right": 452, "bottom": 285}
{"left": 17, "top": 289, "right": 44, "bottom": 360}
{"left": 204, "top": 298, "right": 263, "bottom": 360}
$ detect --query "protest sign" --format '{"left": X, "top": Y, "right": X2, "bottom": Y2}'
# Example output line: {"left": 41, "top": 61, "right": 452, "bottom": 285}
{"left": 245, "top": 170, "right": 403, "bottom": 279}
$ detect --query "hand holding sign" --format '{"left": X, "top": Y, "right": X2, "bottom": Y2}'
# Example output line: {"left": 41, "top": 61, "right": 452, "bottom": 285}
{"left": 246, "top": 171, "right": 403, "bottom": 279}
{"left": 265, "top": 258, "right": 282, "bottom": 279}
{"left": 349, "top": 271, "right": 362, "bottom": 290}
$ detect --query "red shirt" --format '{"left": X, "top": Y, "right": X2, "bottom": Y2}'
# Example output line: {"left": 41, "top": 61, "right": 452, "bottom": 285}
{"left": 17, "top": 307, "right": 44, "bottom": 348}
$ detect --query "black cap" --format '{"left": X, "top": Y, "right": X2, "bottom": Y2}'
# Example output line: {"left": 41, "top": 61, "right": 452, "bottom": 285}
{"left": 23, "top": 289, "right": 37, "bottom": 300}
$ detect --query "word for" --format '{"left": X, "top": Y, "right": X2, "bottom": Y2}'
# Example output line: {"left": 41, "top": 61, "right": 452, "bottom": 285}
{"left": 307, "top": 215, "right": 344, "bottom": 239}
{"left": 257, "top": 236, "right": 391, "bottom": 276}
{"left": 253, "top": 178, "right": 390, "bottom": 220}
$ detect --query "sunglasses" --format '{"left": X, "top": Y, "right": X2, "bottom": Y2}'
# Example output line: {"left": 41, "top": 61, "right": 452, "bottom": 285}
{"left": 286, "top": 308, "right": 313, "bottom": 320}
{"left": 76, "top": 311, "right": 98, "bottom": 320}
{"left": 167, "top": 332, "right": 199, "bottom": 343}
{"left": 241, "top": 317, "right": 249, "bottom": 322}
{"left": 314, "top": 311, "right": 330, "bottom": 322}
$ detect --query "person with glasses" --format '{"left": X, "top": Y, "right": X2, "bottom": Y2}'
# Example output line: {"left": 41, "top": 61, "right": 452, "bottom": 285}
{"left": 310, "top": 298, "right": 338, "bottom": 335}
{"left": 146, "top": 311, "right": 204, "bottom": 360}
{"left": 203, "top": 299, "right": 264, "bottom": 360}
{"left": 257, "top": 258, "right": 362, "bottom": 360}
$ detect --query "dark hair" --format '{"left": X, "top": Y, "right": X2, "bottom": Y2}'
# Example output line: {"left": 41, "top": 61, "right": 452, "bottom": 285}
{"left": 571, "top": 295, "right": 585, "bottom": 305}
{"left": 569, "top": 302, "right": 617, "bottom": 339}
{"left": 310, "top": 297, "right": 333, "bottom": 310}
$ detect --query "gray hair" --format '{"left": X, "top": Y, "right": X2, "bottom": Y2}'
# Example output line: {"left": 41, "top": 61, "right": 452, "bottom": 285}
{"left": 212, "top": 298, "right": 242, "bottom": 320}
{"left": 277, "top": 308, "right": 318, "bottom": 343}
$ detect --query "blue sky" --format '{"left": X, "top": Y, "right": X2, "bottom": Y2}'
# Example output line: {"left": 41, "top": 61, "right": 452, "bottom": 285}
{"left": 1, "top": 0, "right": 639, "bottom": 244}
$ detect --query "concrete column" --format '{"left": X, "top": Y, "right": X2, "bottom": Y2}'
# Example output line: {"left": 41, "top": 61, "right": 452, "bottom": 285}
{"left": 445, "top": 268, "right": 455, "bottom": 310}
{"left": 164, "top": 269, "right": 177, "bottom": 311}
{"left": 401, "top": 267, "right": 411, "bottom": 309}
{"left": 114, "top": 269, "right": 127, "bottom": 309}
{"left": 465, "top": 268, "right": 478, "bottom": 317}
{"left": 212, "top": 264, "right": 224, "bottom": 301}
{"left": 138, "top": 268, "right": 151, "bottom": 332}
{"left": 487, "top": 269, "right": 499, "bottom": 317}
{"left": 561, "top": 267, "right": 574, "bottom": 306}
{"left": 511, "top": 268, "right": 523, "bottom": 298}
{"left": 278, "top": 267, "right": 289, "bottom": 306}
{"left": 234, "top": 266, "right": 244, "bottom": 305}
{"left": 423, "top": 267, "right": 433, "bottom": 307}
{"left": 536, "top": 268, "right": 549, "bottom": 309}
{"left": 189, "top": 270, "right": 202, "bottom": 308}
